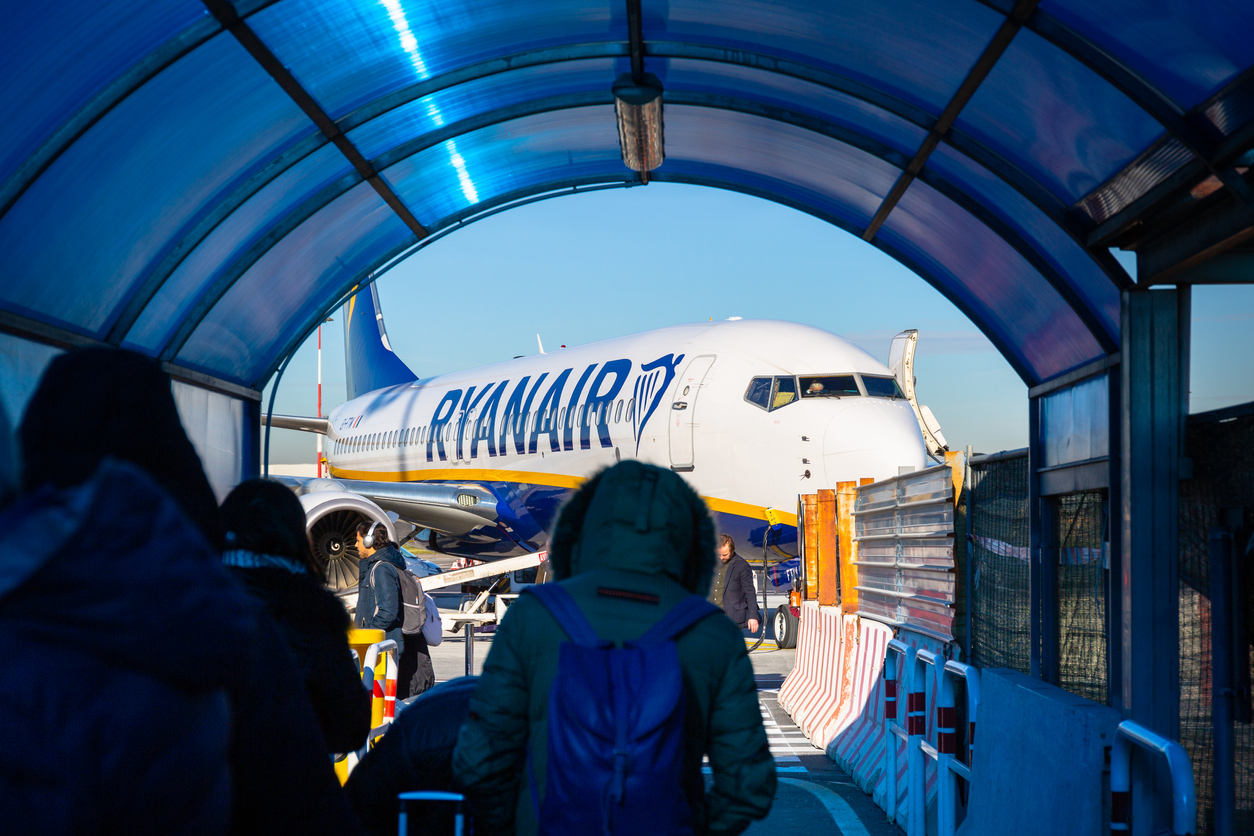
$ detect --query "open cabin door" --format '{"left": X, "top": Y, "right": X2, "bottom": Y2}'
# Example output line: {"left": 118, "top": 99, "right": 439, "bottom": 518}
{"left": 668, "top": 355, "right": 716, "bottom": 472}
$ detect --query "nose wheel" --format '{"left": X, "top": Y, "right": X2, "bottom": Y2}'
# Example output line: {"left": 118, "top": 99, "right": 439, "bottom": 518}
{"left": 774, "top": 604, "right": 798, "bottom": 649}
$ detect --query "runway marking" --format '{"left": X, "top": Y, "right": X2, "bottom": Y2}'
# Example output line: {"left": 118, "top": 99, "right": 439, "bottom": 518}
{"left": 777, "top": 777, "right": 871, "bottom": 836}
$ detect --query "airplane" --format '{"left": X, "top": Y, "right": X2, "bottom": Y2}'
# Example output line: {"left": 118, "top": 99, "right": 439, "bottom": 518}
{"left": 269, "top": 285, "right": 944, "bottom": 590}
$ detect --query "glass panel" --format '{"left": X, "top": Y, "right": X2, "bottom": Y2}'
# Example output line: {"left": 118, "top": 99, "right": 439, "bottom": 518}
{"left": 0, "top": 331, "right": 63, "bottom": 424}
{"left": 251, "top": 0, "right": 618, "bottom": 119}
{"left": 382, "top": 106, "right": 623, "bottom": 226}
{"left": 770, "top": 376, "right": 797, "bottom": 410}
{"left": 347, "top": 58, "right": 615, "bottom": 161}
{"left": 799, "top": 375, "right": 861, "bottom": 397}
{"left": 123, "top": 142, "right": 355, "bottom": 352}
{"left": 661, "top": 106, "right": 900, "bottom": 229}
{"left": 745, "top": 377, "right": 772, "bottom": 409}
{"left": 1041, "top": 373, "right": 1110, "bottom": 467}
{"left": 0, "top": 0, "right": 207, "bottom": 188}
{"left": 177, "top": 182, "right": 413, "bottom": 384}
{"left": 171, "top": 380, "right": 245, "bottom": 503}
{"left": 646, "top": 0, "right": 1004, "bottom": 114}
{"left": 860, "top": 375, "right": 906, "bottom": 399}
{"left": 0, "top": 34, "right": 315, "bottom": 337}
{"left": 654, "top": 58, "right": 928, "bottom": 157}
{"left": 927, "top": 143, "right": 1120, "bottom": 338}
{"left": 878, "top": 177, "right": 1103, "bottom": 382}
{"left": 1040, "top": 0, "right": 1254, "bottom": 107}
{"left": 955, "top": 29, "right": 1165, "bottom": 202}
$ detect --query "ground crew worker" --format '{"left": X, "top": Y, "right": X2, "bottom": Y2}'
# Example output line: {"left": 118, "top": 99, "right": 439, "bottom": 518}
{"left": 714, "top": 534, "right": 761, "bottom": 634}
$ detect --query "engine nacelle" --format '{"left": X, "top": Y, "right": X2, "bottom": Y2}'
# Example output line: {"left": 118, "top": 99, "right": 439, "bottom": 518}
{"left": 300, "top": 490, "right": 396, "bottom": 590}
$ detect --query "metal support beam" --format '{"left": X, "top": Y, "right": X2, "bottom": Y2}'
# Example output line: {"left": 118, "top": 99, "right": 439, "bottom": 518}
{"left": 1106, "top": 366, "right": 1123, "bottom": 712}
{"left": 1145, "top": 248, "right": 1254, "bottom": 286}
{"left": 1136, "top": 193, "right": 1254, "bottom": 284}
{"left": 200, "top": 0, "right": 428, "bottom": 241}
{"left": 1028, "top": 394, "right": 1059, "bottom": 683}
{"left": 1121, "top": 287, "right": 1186, "bottom": 834}
{"left": 625, "top": 0, "right": 645, "bottom": 84}
{"left": 862, "top": 0, "right": 1039, "bottom": 242}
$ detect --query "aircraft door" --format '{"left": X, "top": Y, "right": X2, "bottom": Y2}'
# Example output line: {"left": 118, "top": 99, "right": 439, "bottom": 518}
{"left": 668, "top": 354, "right": 716, "bottom": 472}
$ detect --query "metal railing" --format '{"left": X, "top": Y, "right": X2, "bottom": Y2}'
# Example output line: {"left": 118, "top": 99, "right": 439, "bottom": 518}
{"left": 883, "top": 641, "right": 982, "bottom": 836}
{"left": 1111, "top": 720, "right": 1197, "bottom": 835}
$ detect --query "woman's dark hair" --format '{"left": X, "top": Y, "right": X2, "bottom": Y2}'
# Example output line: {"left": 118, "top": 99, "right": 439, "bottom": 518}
{"left": 221, "top": 479, "right": 324, "bottom": 583}
{"left": 355, "top": 520, "right": 392, "bottom": 550}
{"left": 20, "top": 347, "right": 222, "bottom": 547}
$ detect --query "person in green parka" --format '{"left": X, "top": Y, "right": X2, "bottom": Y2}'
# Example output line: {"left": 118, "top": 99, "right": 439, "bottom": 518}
{"left": 451, "top": 461, "right": 776, "bottom": 835}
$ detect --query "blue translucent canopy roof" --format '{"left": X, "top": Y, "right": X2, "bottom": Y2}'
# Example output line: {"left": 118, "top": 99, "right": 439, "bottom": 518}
{"left": 3, "top": 0, "right": 1252, "bottom": 389}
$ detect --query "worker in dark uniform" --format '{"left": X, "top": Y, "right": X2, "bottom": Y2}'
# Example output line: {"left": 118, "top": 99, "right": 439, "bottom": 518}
{"left": 710, "top": 534, "right": 760, "bottom": 634}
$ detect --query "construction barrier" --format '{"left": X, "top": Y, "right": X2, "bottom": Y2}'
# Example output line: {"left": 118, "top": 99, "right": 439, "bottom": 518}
{"left": 335, "top": 635, "right": 397, "bottom": 784}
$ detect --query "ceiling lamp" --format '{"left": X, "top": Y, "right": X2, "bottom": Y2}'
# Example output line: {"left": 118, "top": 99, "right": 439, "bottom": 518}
{"left": 613, "top": 72, "right": 665, "bottom": 175}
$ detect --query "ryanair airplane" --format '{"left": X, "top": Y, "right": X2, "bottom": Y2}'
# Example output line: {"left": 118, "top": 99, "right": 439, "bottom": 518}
{"left": 271, "top": 286, "right": 943, "bottom": 588}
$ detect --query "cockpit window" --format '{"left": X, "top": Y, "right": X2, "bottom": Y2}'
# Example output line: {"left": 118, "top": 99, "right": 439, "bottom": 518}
{"left": 861, "top": 375, "right": 905, "bottom": 399}
{"left": 745, "top": 377, "right": 773, "bottom": 410}
{"left": 771, "top": 376, "right": 797, "bottom": 410}
{"left": 799, "top": 375, "right": 860, "bottom": 398}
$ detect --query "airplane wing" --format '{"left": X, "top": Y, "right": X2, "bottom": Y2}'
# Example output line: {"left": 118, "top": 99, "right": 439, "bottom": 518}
{"left": 262, "top": 413, "right": 329, "bottom": 434}
{"left": 278, "top": 474, "right": 544, "bottom": 542}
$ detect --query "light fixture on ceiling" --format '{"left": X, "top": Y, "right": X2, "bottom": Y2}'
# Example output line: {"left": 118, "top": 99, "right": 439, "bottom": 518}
{"left": 613, "top": 72, "right": 665, "bottom": 176}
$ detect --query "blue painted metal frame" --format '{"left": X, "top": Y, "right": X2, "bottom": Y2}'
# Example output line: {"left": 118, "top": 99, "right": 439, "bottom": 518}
{"left": 152, "top": 94, "right": 1116, "bottom": 379}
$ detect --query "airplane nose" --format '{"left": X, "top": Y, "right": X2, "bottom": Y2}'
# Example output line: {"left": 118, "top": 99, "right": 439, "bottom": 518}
{"left": 822, "top": 399, "right": 927, "bottom": 484}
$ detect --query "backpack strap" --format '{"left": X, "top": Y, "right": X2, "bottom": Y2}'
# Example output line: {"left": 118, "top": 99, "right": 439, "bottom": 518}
{"left": 633, "top": 594, "right": 722, "bottom": 648}
{"left": 525, "top": 584, "right": 604, "bottom": 648}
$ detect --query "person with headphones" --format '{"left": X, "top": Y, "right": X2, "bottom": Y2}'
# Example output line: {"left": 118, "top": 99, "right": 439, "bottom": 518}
{"left": 355, "top": 521, "right": 435, "bottom": 699}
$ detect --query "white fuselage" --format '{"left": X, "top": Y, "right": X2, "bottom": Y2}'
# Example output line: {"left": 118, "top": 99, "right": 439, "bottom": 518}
{"left": 323, "top": 319, "right": 926, "bottom": 532}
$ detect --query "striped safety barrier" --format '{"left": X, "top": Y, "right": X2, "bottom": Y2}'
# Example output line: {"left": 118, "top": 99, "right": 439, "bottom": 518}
{"left": 778, "top": 602, "right": 821, "bottom": 713}
{"left": 794, "top": 607, "right": 843, "bottom": 738}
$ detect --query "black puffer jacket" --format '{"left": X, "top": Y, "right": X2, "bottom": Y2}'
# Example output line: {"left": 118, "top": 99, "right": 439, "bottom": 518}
{"left": 0, "top": 461, "right": 250, "bottom": 835}
{"left": 226, "top": 556, "right": 371, "bottom": 754}
{"left": 346, "top": 676, "right": 478, "bottom": 836}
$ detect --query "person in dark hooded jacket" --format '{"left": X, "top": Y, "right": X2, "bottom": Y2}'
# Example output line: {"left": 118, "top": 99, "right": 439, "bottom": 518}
{"left": 221, "top": 478, "right": 371, "bottom": 754}
{"left": 6, "top": 347, "right": 364, "bottom": 836}
{"left": 354, "top": 521, "right": 434, "bottom": 699}
{"left": 451, "top": 461, "right": 776, "bottom": 835}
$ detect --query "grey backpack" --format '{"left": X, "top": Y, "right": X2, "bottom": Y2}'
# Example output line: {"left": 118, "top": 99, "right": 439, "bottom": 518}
{"left": 370, "top": 561, "right": 427, "bottom": 635}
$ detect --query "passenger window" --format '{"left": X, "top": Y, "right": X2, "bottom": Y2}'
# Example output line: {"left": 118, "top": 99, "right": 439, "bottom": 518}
{"left": 799, "top": 375, "right": 861, "bottom": 398}
{"left": 615, "top": 400, "right": 623, "bottom": 423}
{"left": 626, "top": 398, "right": 635, "bottom": 421}
{"left": 861, "top": 375, "right": 905, "bottom": 399}
{"left": 745, "top": 377, "right": 773, "bottom": 410}
{"left": 771, "top": 377, "right": 797, "bottom": 410}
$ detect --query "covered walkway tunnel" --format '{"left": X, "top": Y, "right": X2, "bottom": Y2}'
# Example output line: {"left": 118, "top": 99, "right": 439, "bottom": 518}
{"left": 4, "top": 1, "right": 1254, "bottom": 832}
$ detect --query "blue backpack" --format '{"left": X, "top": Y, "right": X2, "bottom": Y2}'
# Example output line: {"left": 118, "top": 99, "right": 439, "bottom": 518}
{"left": 526, "top": 583, "right": 720, "bottom": 836}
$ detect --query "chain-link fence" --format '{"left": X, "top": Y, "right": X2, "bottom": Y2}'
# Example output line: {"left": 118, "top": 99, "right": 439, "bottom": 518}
{"left": 1053, "top": 490, "right": 1109, "bottom": 705}
{"left": 1179, "top": 402, "right": 1254, "bottom": 835}
{"left": 968, "top": 451, "right": 1031, "bottom": 673}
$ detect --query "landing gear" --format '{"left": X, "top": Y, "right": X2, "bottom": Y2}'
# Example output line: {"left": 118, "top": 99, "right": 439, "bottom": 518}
{"left": 774, "top": 604, "right": 798, "bottom": 649}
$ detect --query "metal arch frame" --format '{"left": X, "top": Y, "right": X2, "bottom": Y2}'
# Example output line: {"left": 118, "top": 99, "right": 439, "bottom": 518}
{"left": 249, "top": 167, "right": 1042, "bottom": 391}
{"left": 161, "top": 94, "right": 1113, "bottom": 374}
{"left": 15, "top": 32, "right": 1136, "bottom": 347}
{"left": 247, "top": 177, "right": 640, "bottom": 389}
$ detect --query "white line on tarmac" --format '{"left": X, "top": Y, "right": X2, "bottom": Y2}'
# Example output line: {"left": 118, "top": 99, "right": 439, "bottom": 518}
{"left": 777, "top": 777, "right": 871, "bottom": 836}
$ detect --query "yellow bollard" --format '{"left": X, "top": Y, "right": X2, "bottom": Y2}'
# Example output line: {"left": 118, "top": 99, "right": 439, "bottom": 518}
{"left": 347, "top": 628, "right": 388, "bottom": 735}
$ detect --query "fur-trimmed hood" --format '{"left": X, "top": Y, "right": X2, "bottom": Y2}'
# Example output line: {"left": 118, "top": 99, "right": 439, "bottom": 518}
{"left": 546, "top": 460, "right": 716, "bottom": 595}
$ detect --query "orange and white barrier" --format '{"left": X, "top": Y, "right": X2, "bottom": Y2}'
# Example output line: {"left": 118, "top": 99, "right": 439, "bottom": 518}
{"left": 361, "top": 639, "right": 399, "bottom": 729}
{"left": 778, "top": 604, "right": 843, "bottom": 736}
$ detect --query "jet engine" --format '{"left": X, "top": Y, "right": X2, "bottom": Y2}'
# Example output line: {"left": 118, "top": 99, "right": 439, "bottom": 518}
{"left": 296, "top": 478, "right": 400, "bottom": 590}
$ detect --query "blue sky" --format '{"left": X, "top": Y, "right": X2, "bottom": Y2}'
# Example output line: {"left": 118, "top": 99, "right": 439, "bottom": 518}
{"left": 264, "top": 183, "right": 1254, "bottom": 464}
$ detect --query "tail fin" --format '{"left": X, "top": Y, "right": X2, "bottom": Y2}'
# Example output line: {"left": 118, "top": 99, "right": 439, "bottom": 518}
{"left": 343, "top": 284, "right": 418, "bottom": 400}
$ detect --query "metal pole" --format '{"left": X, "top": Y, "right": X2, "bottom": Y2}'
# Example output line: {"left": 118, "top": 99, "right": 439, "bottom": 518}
{"left": 317, "top": 324, "right": 323, "bottom": 477}
{"left": 465, "top": 620, "right": 475, "bottom": 677}
{"left": 1211, "top": 526, "right": 1235, "bottom": 836}
{"left": 965, "top": 445, "right": 974, "bottom": 664}
{"left": 263, "top": 350, "right": 296, "bottom": 478}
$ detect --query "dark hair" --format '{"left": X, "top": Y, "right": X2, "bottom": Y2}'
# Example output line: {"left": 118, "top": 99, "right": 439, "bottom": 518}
{"left": 20, "top": 347, "right": 221, "bottom": 547}
{"left": 221, "top": 479, "right": 324, "bottom": 583}
{"left": 356, "top": 519, "right": 392, "bottom": 550}
{"left": 718, "top": 533, "right": 735, "bottom": 553}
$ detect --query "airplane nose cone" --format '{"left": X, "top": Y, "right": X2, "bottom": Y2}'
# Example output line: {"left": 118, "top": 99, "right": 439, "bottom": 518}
{"left": 822, "top": 399, "right": 927, "bottom": 484}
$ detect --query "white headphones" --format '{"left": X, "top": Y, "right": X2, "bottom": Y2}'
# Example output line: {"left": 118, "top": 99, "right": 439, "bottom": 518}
{"left": 363, "top": 521, "right": 381, "bottom": 550}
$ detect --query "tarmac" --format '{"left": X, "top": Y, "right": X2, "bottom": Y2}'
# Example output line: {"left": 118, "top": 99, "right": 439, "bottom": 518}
{"left": 425, "top": 605, "right": 902, "bottom": 835}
